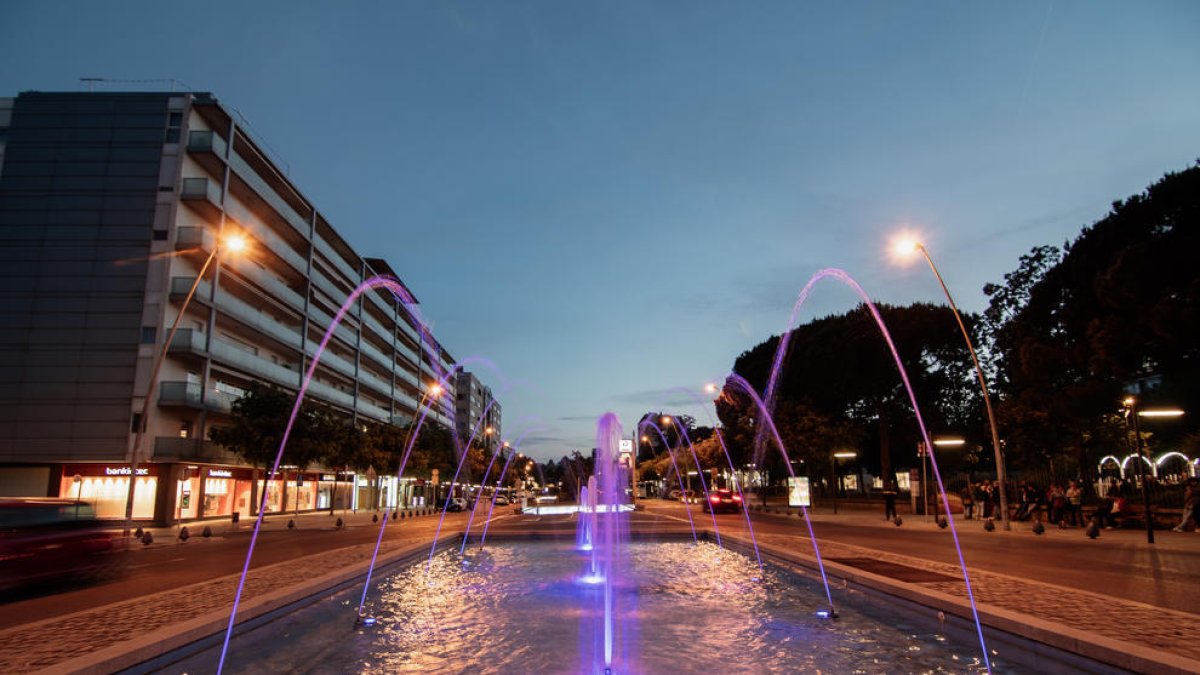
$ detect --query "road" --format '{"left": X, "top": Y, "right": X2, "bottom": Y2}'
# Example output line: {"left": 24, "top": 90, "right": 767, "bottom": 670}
{"left": 0, "top": 510, "right": 473, "bottom": 630}
{"left": 642, "top": 499, "right": 1200, "bottom": 614}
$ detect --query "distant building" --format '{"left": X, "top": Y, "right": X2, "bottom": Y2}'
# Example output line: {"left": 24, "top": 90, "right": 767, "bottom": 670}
{"left": 454, "top": 368, "right": 501, "bottom": 451}
{"left": 0, "top": 91, "right": 456, "bottom": 523}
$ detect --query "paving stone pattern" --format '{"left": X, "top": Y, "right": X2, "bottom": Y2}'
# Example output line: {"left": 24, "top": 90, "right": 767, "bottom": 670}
{"left": 756, "top": 532, "right": 1200, "bottom": 665}
{"left": 0, "top": 532, "right": 428, "bottom": 674}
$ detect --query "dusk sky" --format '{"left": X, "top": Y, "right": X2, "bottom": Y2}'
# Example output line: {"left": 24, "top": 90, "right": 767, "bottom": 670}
{"left": 3, "top": 1, "right": 1198, "bottom": 460}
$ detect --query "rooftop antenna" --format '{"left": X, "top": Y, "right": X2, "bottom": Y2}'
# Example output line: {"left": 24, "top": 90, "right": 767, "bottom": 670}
{"left": 77, "top": 77, "right": 193, "bottom": 92}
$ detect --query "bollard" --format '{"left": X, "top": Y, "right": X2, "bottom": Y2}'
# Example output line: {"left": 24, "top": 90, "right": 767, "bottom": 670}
{"left": 141, "top": 532, "right": 154, "bottom": 545}
{"left": 178, "top": 526, "right": 190, "bottom": 542}
{"left": 894, "top": 516, "right": 903, "bottom": 527}
{"left": 937, "top": 517, "right": 947, "bottom": 529}
{"left": 134, "top": 526, "right": 144, "bottom": 539}
{"left": 984, "top": 518, "right": 995, "bottom": 532}
{"left": 202, "top": 525, "right": 213, "bottom": 538}
{"left": 287, "top": 519, "right": 295, "bottom": 530}
{"left": 1032, "top": 520, "right": 1045, "bottom": 535}
{"left": 336, "top": 517, "right": 344, "bottom": 528}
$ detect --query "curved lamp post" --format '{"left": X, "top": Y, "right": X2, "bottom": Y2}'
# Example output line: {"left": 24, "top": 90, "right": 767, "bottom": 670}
{"left": 1122, "top": 396, "right": 1184, "bottom": 544}
{"left": 895, "top": 238, "right": 1010, "bottom": 531}
{"left": 122, "top": 232, "right": 247, "bottom": 534}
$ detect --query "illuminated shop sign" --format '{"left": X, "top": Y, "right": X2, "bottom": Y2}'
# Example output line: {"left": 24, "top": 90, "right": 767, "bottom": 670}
{"left": 105, "top": 467, "right": 149, "bottom": 476}
{"left": 208, "top": 469, "right": 233, "bottom": 478}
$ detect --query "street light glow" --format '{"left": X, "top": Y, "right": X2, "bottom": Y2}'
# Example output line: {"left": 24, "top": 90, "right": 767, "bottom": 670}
{"left": 222, "top": 232, "right": 248, "bottom": 254}
{"left": 833, "top": 451, "right": 857, "bottom": 459}
{"left": 428, "top": 383, "right": 443, "bottom": 397}
{"left": 1140, "top": 409, "right": 1184, "bottom": 418}
{"left": 704, "top": 383, "right": 719, "bottom": 393}
{"left": 933, "top": 437, "right": 966, "bottom": 447}
{"left": 891, "top": 233, "right": 924, "bottom": 261}
{"left": 661, "top": 415, "right": 672, "bottom": 425}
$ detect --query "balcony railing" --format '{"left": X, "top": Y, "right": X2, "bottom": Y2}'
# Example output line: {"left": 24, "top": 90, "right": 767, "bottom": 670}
{"left": 158, "top": 381, "right": 237, "bottom": 411}
{"left": 180, "top": 177, "right": 223, "bottom": 220}
{"left": 153, "top": 436, "right": 238, "bottom": 463}
{"left": 167, "top": 328, "right": 207, "bottom": 356}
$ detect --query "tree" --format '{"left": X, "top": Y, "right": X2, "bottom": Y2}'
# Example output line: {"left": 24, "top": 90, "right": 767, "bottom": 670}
{"left": 210, "top": 382, "right": 316, "bottom": 515}
{"left": 986, "top": 163, "right": 1200, "bottom": 483}
{"left": 721, "top": 302, "right": 982, "bottom": 490}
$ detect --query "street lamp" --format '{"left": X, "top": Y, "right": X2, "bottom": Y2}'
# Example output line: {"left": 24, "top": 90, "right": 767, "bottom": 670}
{"left": 832, "top": 451, "right": 857, "bottom": 515}
{"left": 122, "top": 231, "right": 247, "bottom": 534}
{"left": 1122, "top": 396, "right": 1185, "bottom": 544}
{"left": 895, "top": 236, "right": 1011, "bottom": 531}
{"left": 392, "top": 382, "right": 443, "bottom": 510}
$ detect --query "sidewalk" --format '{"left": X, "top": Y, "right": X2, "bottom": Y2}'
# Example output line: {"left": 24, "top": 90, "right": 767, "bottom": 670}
{"left": 720, "top": 502, "right": 1200, "bottom": 673}
{"left": 113, "top": 506, "right": 437, "bottom": 549}
{"left": 1, "top": 509, "right": 465, "bottom": 674}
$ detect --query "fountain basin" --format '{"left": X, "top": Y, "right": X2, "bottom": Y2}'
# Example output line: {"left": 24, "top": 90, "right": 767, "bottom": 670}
{"left": 136, "top": 536, "right": 1134, "bottom": 674}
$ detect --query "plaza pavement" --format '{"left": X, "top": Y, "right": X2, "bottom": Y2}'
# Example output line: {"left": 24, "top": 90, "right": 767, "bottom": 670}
{"left": 0, "top": 503, "right": 1197, "bottom": 674}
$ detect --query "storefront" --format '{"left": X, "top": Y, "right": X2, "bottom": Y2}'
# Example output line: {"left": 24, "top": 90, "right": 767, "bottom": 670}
{"left": 199, "top": 467, "right": 254, "bottom": 519}
{"left": 59, "top": 464, "right": 160, "bottom": 520}
{"left": 317, "top": 471, "right": 355, "bottom": 511}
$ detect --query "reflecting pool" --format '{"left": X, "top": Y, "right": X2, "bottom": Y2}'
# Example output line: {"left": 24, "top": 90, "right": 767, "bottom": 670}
{"left": 171, "top": 541, "right": 994, "bottom": 674}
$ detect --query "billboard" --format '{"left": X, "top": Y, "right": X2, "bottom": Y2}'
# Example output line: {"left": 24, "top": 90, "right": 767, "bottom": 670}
{"left": 618, "top": 439, "right": 634, "bottom": 468}
{"left": 787, "top": 476, "right": 811, "bottom": 508}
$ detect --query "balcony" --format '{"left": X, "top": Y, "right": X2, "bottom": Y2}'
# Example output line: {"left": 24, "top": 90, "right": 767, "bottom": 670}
{"left": 153, "top": 436, "right": 239, "bottom": 464}
{"left": 227, "top": 151, "right": 312, "bottom": 241}
{"left": 166, "top": 328, "right": 207, "bottom": 358}
{"left": 208, "top": 340, "right": 302, "bottom": 390}
{"left": 214, "top": 289, "right": 304, "bottom": 350}
{"left": 186, "top": 130, "right": 228, "bottom": 178}
{"left": 180, "top": 177, "right": 223, "bottom": 220}
{"left": 158, "top": 381, "right": 237, "bottom": 412}
{"left": 170, "top": 276, "right": 213, "bottom": 304}
{"left": 174, "top": 226, "right": 212, "bottom": 253}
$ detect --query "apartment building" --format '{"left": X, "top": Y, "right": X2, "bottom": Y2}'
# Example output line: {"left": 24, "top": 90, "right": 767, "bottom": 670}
{"left": 454, "top": 368, "right": 502, "bottom": 452}
{"left": 0, "top": 91, "right": 457, "bottom": 524}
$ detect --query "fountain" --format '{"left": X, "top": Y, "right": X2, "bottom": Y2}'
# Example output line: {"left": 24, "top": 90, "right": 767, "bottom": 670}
{"left": 203, "top": 270, "right": 1007, "bottom": 674}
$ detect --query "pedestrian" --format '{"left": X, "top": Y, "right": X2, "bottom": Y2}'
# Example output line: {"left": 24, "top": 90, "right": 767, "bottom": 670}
{"left": 981, "top": 481, "right": 994, "bottom": 519}
{"left": 961, "top": 485, "right": 975, "bottom": 521}
{"left": 1048, "top": 484, "right": 1066, "bottom": 525}
{"left": 883, "top": 489, "right": 897, "bottom": 521}
{"left": 1013, "top": 483, "right": 1033, "bottom": 521}
{"left": 1066, "top": 480, "right": 1082, "bottom": 526}
{"left": 1173, "top": 478, "right": 1197, "bottom": 533}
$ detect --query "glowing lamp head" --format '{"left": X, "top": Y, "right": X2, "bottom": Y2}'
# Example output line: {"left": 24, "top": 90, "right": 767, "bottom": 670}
{"left": 429, "top": 383, "right": 444, "bottom": 397}
{"left": 222, "top": 233, "right": 248, "bottom": 254}
{"left": 704, "top": 383, "right": 719, "bottom": 394}
{"left": 485, "top": 426, "right": 494, "bottom": 435}
{"left": 641, "top": 435, "right": 649, "bottom": 443}
{"left": 661, "top": 415, "right": 672, "bottom": 425}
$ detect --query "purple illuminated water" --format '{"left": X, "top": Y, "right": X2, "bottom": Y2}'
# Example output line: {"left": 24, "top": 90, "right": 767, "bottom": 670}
{"left": 753, "top": 267, "right": 991, "bottom": 672}
{"left": 725, "top": 373, "right": 837, "bottom": 613}
{"left": 637, "top": 421, "right": 698, "bottom": 544}
{"left": 666, "top": 385, "right": 764, "bottom": 571}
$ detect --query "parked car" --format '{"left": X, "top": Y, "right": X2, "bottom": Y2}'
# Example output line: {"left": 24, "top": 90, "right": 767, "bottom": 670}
{"left": 0, "top": 499, "right": 126, "bottom": 591}
{"left": 493, "top": 494, "right": 509, "bottom": 506}
{"left": 701, "top": 489, "right": 742, "bottom": 514}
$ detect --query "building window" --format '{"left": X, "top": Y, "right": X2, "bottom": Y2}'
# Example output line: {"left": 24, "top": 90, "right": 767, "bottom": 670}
{"left": 165, "top": 112, "right": 183, "bottom": 143}
{"left": 141, "top": 327, "right": 157, "bottom": 344}
{"left": 179, "top": 422, "right": 192, "bottom": 439}
{"left": 153, "top": 229, "right": 168, "bottom": 241}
